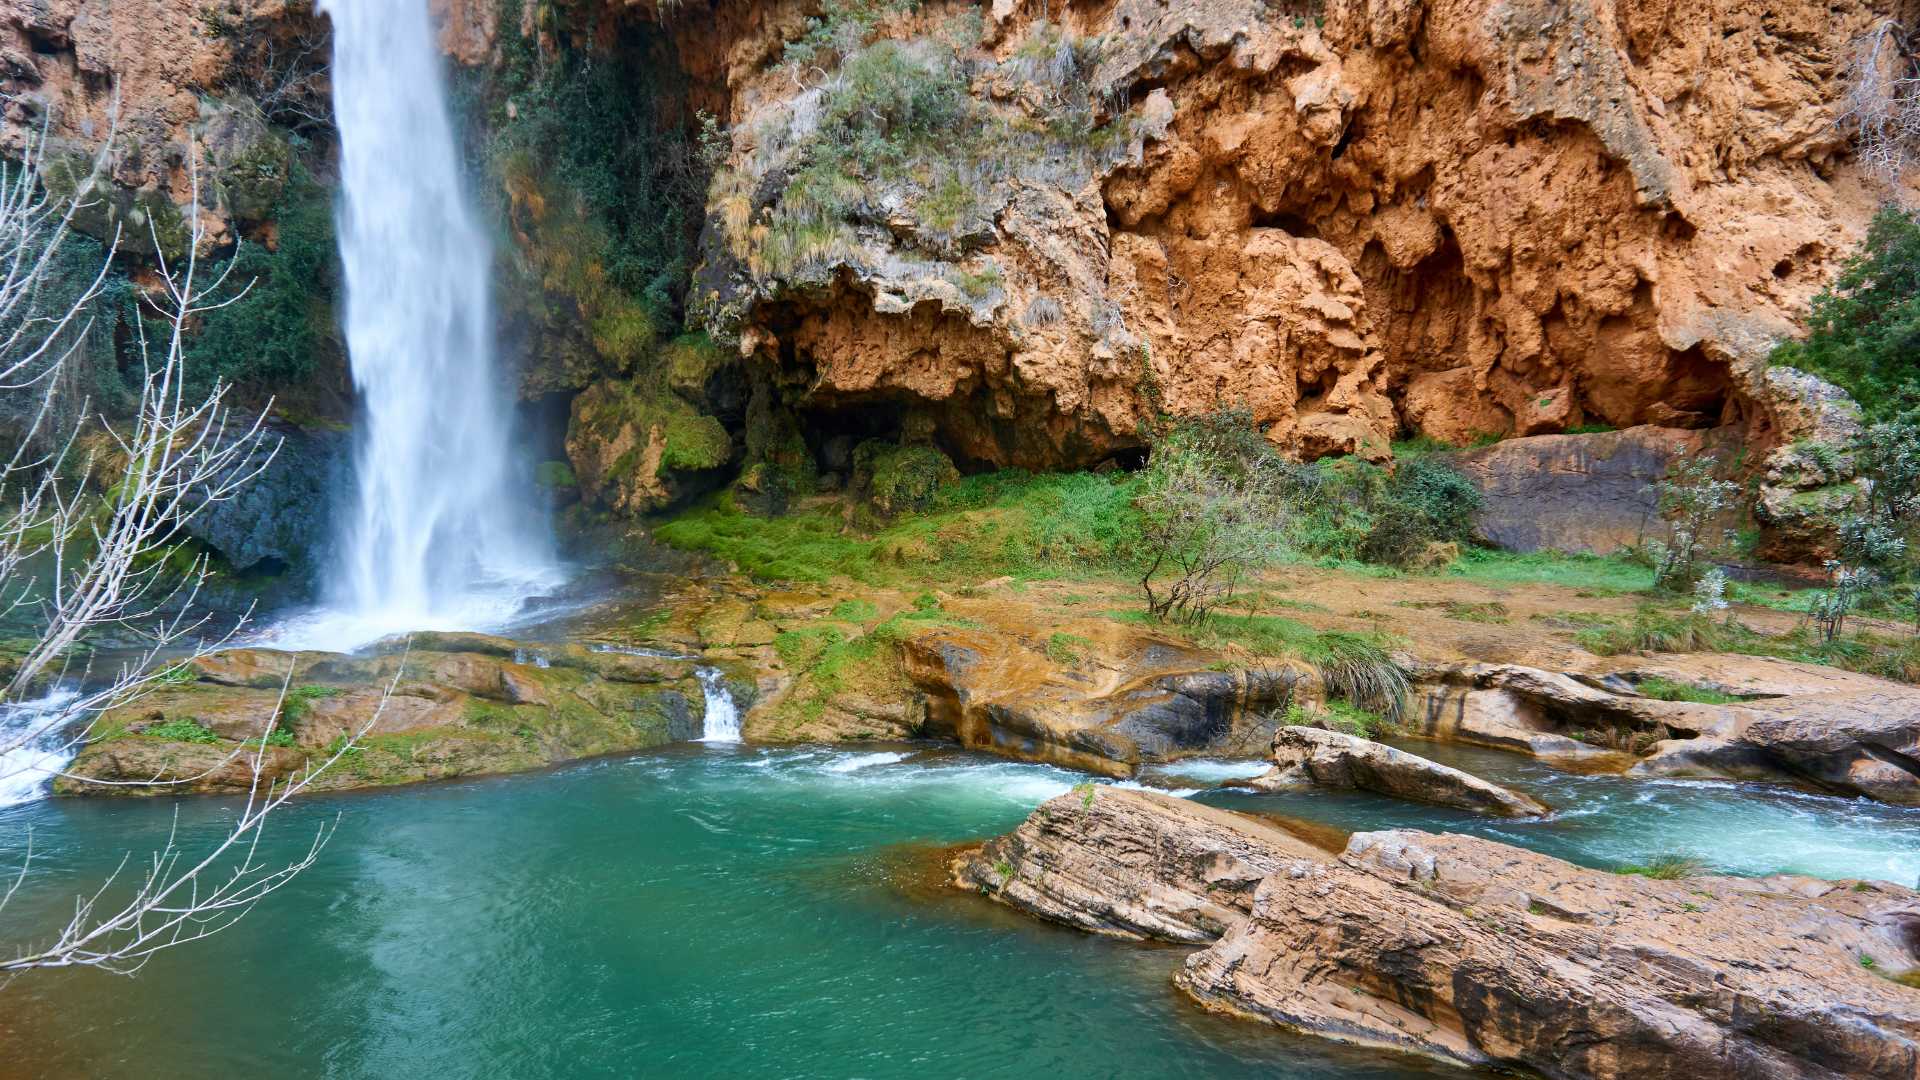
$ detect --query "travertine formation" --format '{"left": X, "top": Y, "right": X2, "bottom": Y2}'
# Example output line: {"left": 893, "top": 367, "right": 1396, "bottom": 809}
{"left": 691, "top": 0, "right": 1894, "bottom": 477}
{"left": 959, "top": 788, "right": 1920, "bottom": 1078}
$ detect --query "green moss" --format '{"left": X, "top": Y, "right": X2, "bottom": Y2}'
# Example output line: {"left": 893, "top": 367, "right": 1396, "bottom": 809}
{"left": 662, "top": 412, "right": 732, "bottom": 472}
{"left": 829, "top": 599, "right": 880, "bottom": 622}
{"left": 1045, "top": 632, "right": 1092, "bottom": 666}
{"left": 142, "top": 718, "right": 224, "bottom": 744}
{"left": 280, "top": 685, "right": 342, "bottom": 725}
{"left": 853, "top": 441, "right": 958, "bottom": 516}
{"left": 535, "top": 460, "right": 578, "bottom": 489}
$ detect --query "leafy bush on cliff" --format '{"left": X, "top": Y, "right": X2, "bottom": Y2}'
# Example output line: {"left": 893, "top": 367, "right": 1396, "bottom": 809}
{"left": 185, "top": 159, "right": 337, "bottom": 392}
{"left": 1772, "top": 206, "right": 1920, "bottom": 419}
{"left": 477, "top": 9, "right": 711, "bottom": 337}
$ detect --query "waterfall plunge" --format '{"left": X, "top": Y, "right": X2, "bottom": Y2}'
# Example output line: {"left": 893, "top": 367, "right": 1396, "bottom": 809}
{"left": 292, "top": 0, "right": 560, "bottom": 649}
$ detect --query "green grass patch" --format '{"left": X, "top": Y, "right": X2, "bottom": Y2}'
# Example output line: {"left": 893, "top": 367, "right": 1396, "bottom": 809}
{"left": 280, "top": 684, "right": 343, "bottom": 725}
{"left": 1634, "top": 676, "right": 1743, "bottom": 705}
{"left": 653, "top": 470, "right": 1141, "bottom": 586}
{"left": 1615, "top": 854, "right": 1705, "bottom": 880}
{"left": 1447, "top": 548, "right": 1655, "bottom": 593}
{"left": 829, "top": 599, "right": 880, "bottom": 622}
{"left": 142, "top": 718, "right": 224, "bottom": 744}
{"left": 1045, "top": 632, "right": 1092, "bottom": 666}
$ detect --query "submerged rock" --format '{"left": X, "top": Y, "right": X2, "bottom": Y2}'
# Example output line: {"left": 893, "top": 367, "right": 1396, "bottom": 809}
{"left": 961, "top": 789, "right": 1920, "bottom": 1079}
{"left": 1259, "top": 725, "right": 1550, "bottom": 817}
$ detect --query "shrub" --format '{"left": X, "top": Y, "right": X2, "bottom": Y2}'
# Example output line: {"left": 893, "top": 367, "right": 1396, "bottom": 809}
{"left": 852, "top": 441, "right": 958, "bottom": 517}
{"left": 1615, "top": 854, "right": 1705, "bottom": 880}
{"left": 1648, "top": 455, "right": 1739, "bottom": 591}
{"left": 1771, "top": 206, "right": 1920, "bottom": 418}
{"left": 186, "top": 159, "right": 337, "bottom": 390}
{"left": 1135, "top": 411, "right": 1292, "bottom": 622}
{"left": 1288, "top": 454, "right": 1482, "bottom": 567}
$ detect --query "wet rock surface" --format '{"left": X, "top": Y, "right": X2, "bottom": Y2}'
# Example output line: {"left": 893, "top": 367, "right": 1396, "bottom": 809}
{"left": 960, "top": 788, "right": 1920, "bottom": 1079}
{"left": 58, "top": 633, "right": 707, "bottom": 796}
{"left": 1261, "top": 725, "right": 1550, "bottom": 817}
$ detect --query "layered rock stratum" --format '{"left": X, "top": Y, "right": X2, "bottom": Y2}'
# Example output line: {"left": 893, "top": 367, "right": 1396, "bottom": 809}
{"left": 958, "top": 787, "right": 1920, "bottom": 1078}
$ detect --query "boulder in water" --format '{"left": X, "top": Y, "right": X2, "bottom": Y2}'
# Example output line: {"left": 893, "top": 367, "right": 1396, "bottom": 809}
{"left": 1258, "top": 725, "right": 1550, "bottom": 817}
{"left": 959, "top": 789, "right": 1920, "bottom": 1079}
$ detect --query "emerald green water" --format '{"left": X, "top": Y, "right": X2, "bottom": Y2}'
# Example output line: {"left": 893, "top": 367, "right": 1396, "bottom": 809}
{"left": 4, "top": 741, "right": 1917, "bottom": 1078}
{"left": 1, "top": 746, "right": 1450, "bottom": 1080}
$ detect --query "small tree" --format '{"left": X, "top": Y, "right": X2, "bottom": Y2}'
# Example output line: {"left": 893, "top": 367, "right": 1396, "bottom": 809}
{"left": 1649, "top": 455, "right": 1739, "bottom": 591}
{"left": 1813, "top": 414, "right": 1920, "bottom": 641}
{"left": 0, "top": 124, "right": 382, "bottom": 977}
{"left": 1135, "top": 411, "right": 1291, "bottom": 624}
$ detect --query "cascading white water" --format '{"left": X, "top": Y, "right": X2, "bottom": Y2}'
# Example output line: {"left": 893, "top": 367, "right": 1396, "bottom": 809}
{"left": 696, "top": 668, "right": 740, "bottom": 743}
{"left": 290, "top": 0, "right": 560, "bottom": 649}
{"left": 0, "top": 689, "right": 81, "bottom": 807}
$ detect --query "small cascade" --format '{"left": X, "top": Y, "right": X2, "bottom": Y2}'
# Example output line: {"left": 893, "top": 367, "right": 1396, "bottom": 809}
{"left": 696, "top": 668, "right": 740, "bottom": 743}
{"left": 0, "top": 689, "right": 81, "bottom": 807}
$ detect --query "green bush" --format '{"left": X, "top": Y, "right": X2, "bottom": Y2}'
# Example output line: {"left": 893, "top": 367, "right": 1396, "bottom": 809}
{"left": 1771, "top": 206, "right": 1920, "bottom": 420}
{"left": 853, "top": 441, "right": 958, "bottom": 516}
{"left": 186, "top": 159, "right": 336, "bottom": 390}
{"left": 1288, "top": 454, "right": 1482, "bottom": 567}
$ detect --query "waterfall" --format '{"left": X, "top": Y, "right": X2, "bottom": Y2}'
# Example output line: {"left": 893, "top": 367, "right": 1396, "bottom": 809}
{"left": 696, "top": 668, "right": 741, "bottom": 743}
{"left": 296, "top": 0, "right": 559, "bottom": 649}
{"left": 0, "top": 689, "right": 81, "bottom": 807}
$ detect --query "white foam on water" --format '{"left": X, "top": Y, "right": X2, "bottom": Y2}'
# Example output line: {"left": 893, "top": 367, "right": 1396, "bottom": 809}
{"left": 0, "top": 689, "right": 83, "bottom": 807}
{"left": 1149, "top": 759, "right": 1272, "bottom": 783}
{"left": 696, "top": 668, "right": 741, "bottom": 744}
{"left": 823, "top": 751, "right": 910, "bottom": 773}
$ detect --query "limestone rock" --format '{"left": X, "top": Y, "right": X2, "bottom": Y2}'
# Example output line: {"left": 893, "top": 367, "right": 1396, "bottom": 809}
{"left": 963, "top": 791, "right": 1920, "bottom": 1078}
{"left": 952, "top": 787, "right": 1322, "bottom": 942}
{"left": 1179, "top": 828, "right": 1920, "bottom": 1078}
{"left": 676, "top": 0, "right": 1886, "bottom": 472}
{"left": 903, "top": 626, "right": 1297, "bottom": 777}
{"left": 60, "top": 634, "right": 706, "bottom": 796}
{"left": 1439, "top": 426, "right": 1711, "bottom": 555}
{"left": 1263, "top": 725, "right": 1550, "bottom": 817}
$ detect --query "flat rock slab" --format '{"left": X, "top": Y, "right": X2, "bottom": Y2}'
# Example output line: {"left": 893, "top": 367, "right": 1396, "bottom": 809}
{"left": 1262, "top": 725, "right": 1550, "bottom": 816}
{"left": 960, "top": 789, "right": 1920, "bottom": 1079}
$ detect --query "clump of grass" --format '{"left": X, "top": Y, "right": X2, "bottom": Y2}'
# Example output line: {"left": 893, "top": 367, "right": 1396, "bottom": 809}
{"left": 280, "top": 684, "right": 343, "bottom": 725}
{"left": 1321, "top": 701, "right": 1387, "bottom": 739}
{"left": 1615, "top": 854, "right": 1705, "bottom": 880}
{"left": 1045, "top": 632, "right": 1092, "bottom": 667}
{"left": 1569, "top": 720, "right": 1673, "bottom": 756}
{"left": 1634, "top": 676, "right": 1743, "bottom": 705}
{"left": 829, "top": 599, "right": 879, "bottom": 622}
{"left": 1575, "top": 607, "right": 1732, "bottom": 656}
{"left": 141, "top": 717, "right": 223, "bottom": 744}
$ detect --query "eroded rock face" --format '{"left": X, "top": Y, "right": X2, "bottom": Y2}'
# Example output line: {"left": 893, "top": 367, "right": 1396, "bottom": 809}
{"left": 1182, "top": 827, "right": 1920, "bottom": 1078}
{"left": 961, "top": 789, "right": 1920, "bottom": 1078}
{"left": 1262, "top": 724, "right": 1550, "bottom": 817}
{"left": 690, "top": 0, "right": 1888, "bottom": 470}
{"left": 1439, "top": 426, "right": 1712, "bottom": 555}
{"left": 903, "top": 626, "right": 1297, "bottom": 777}
{"left": 952, "top": 787, "right": 1324, "bottom": 942}
{"left": 1409, "top": 656, "right": 1920, "bottom": 805}
{"left": 0, "top": 0, "right": 328, "bottom": 255}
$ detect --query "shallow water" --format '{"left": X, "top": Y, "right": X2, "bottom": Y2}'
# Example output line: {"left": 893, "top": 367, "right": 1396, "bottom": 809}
{"left": 0, "top": 746, "right": 1451, "bottom": 1080}
{"left": 1192, "top": 738, "right": 1920, "bottom": 885}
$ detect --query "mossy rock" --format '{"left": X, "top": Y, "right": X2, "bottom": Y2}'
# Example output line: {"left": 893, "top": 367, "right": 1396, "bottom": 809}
{"left": 566, "top": 379, "right": 734, "bottom": 514}
{"left": 853, "top": 441, "right": 959, "bottom": 517}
